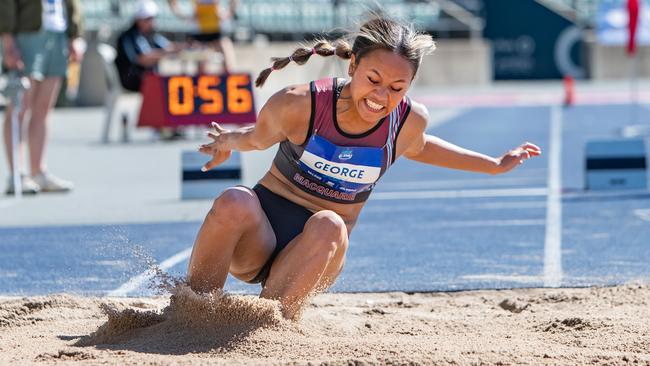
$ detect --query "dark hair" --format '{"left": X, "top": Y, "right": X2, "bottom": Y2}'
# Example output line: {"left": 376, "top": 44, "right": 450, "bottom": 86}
{"left": 255, "top": 16, "right": 436, "bottom": 87}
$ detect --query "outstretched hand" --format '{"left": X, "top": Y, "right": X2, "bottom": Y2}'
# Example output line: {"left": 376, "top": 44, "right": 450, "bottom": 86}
{"left": 495, "top": 142, "right": 542, "bottom": 174}
{"left": 198, "top": 122, "right": 232, "bottom": 171}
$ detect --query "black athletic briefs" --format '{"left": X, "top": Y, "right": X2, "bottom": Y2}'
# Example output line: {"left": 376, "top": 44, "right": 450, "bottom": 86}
{"left": 248, "top": 184, "right": 313, "bottom": 285}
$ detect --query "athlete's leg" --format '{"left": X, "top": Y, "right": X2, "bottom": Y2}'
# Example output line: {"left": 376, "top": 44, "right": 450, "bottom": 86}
{"left": 260, "top": 210, "right": 348, "bottom": 319}
{"left": 187, "top": 186, "right": 276, "bottom": 293}
{"left": 27, "top": 77, "right": 61, "bottom": 175}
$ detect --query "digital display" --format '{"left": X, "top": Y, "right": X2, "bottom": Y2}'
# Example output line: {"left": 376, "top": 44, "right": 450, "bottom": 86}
{"left": 137, "top": 73, "right": 256, "bottom": 128}
{"left": 166, "top": 74, "right": 254, "bottom": 116}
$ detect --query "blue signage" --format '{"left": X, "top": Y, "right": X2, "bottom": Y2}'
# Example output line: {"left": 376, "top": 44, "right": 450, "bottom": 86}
{"left": 483, "top": 0, "right": 586, "bottom": 80}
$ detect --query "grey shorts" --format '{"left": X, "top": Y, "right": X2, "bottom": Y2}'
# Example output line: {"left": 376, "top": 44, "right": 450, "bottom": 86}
{"left": 15, "top": 30, "right": 69, "bottom": 80}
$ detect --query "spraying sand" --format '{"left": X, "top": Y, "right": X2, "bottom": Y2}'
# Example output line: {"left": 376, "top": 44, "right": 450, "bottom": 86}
{"left": 1, "top": 283, "right": 650, "bottom": 365}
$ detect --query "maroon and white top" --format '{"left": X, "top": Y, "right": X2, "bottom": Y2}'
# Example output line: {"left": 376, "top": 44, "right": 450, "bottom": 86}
{"left": 273, "top": 77, "right": 411, "bottom": 204}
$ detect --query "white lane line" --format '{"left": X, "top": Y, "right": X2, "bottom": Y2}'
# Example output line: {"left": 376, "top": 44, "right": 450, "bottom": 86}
{"left": 427, "top": 219, "right": 545, "bottom": 228}
{"left": 379, "top": 177, "right": 545, "bottom": 190}
{"left": 634, "top": 209, "right": 650, "bottom": 221}
{"left": 107, "top": 246, "right": 193, "bottom": 297}
{"left": 471, "top": 201, "right": 547, "bottom": 210}
{"left": 372, "top": 187, "right": 547, "bottom": 200}
{"left": 426, "top": 108, "right": 465, "bottom": 130}
{"left": 544, "top": 105, "right": 563, "bottom": 287}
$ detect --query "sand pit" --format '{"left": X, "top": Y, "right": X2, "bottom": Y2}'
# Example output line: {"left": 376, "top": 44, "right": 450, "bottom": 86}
{"left": 1, "top": 284, "right": 650, "bottom": 365}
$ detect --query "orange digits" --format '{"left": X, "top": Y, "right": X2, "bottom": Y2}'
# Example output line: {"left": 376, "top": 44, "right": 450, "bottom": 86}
{"left": 168, "top": 76, "right": 194, "bottom": 116}
{"left": 198, "top": 76, "right": 224, "bottom": 114}
{"left": 168, "top": 75, "right": 253, "bottom": 116}
{"left": 226, "top": 75, "right": 253, "bottom": 114}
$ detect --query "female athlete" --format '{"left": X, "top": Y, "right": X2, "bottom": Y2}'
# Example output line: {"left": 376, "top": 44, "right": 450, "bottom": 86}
{"left": 188, "top": 16, "right": 542, "bottom": 319}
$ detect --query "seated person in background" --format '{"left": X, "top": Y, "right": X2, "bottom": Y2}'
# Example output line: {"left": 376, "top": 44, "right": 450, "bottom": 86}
{"left": 115, "top": 0, "right": 176, "bottom": 92}
{"left": 167, "top": 0, "right": 238, "bottom": 72}
{"left": 115, "top": 0, "right": 185, "bottom": 140}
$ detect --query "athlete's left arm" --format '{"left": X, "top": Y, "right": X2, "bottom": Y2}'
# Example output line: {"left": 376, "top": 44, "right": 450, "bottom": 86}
{"left": 400, "top": 102, "right": 542, "bottom": 175}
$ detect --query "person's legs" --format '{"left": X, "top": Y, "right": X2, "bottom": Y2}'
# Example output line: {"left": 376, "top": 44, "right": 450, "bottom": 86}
{"left": 27, "top": 77, "right": 61, "bottom": 176}
{"left": 187, "top": 186, "right": 277, "bottom": 293}
{"left": 260, "top": 210, "right": 349, "bottom": 320}
{"left": 2, "top": 83, "right": 41, "bottom": 194}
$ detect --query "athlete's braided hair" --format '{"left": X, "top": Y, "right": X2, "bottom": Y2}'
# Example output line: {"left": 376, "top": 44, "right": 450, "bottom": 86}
{"left": 255, "top": 16, "right": 436, "bottom": 88}
{"left": 255, "top": 40, "right": 353, "bottom": 87}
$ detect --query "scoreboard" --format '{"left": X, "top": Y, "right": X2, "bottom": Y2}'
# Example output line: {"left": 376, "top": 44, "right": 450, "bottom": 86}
{"left": 137, "top": 73, "right": 257, "bottom": 128}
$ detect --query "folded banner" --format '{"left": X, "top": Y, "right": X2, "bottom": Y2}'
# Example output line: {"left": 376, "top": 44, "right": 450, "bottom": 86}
{"left": 628, "top": 0, "right": 640, "bottom": 55}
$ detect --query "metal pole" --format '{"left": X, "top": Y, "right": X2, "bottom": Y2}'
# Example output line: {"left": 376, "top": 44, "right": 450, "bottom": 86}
{"left": 631, "top": 52, "right": 639, "bottom": 125}
{"left": 11, "top": 90, "right": 22, "bottom": 200}
{"left": 6, "top": 71, "right": 30, "bottom": 199}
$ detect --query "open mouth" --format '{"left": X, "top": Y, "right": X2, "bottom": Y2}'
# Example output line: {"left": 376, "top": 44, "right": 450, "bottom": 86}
{"left": 364, "top": 98, "right": 385, "bottom": 113}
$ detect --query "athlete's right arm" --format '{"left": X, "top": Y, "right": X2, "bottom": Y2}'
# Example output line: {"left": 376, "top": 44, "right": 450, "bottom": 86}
{"left": 199, "top": 84, "right": 311, "bottom": 170}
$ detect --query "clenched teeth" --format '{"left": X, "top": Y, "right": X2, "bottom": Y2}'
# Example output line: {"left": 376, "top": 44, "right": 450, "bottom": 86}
{"left": 365, "top": 98, "right": 384, "bottom": 112}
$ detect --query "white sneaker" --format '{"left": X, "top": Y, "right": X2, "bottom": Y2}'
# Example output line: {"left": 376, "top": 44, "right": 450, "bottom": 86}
{"left": 32, "top": 172, "right": 74, "bottom": 193}
{"left": 5, "top": 175, "right": 41, "bottom": 195}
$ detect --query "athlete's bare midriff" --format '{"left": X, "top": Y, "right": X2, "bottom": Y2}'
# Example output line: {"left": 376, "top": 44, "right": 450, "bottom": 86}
{"left": 257, "top": 164, "right": 365, "bottom": 233}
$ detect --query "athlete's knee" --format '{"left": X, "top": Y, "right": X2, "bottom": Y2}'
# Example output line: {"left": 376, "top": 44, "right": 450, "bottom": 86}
{"left": 208, "top": 187, "right": 260, "bottom": 225}
{"left": 303, "top": 210, "right": 348, "bottom": 254}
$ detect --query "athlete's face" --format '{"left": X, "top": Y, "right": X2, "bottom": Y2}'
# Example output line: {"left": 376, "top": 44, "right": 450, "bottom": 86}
{"left": 348, "top": 49, "right": 414, "bottom": 123}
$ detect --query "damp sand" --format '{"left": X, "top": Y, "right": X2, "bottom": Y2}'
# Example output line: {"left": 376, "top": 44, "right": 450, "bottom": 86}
{"left": 1, "top": 284, "right": 650, "bottom": 365}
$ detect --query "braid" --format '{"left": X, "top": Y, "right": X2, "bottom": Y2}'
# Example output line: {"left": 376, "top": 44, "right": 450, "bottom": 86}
{"left": 256, "top": 15, "right": 437, "bottom": 87}
{"left": 255, "top": 38, "right": 353, "bottom": 88}
{"left": 333, "top": 39, "right": 353, "bottom": 59}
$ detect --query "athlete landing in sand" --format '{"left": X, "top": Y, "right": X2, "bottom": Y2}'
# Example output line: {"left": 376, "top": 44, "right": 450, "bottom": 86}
{"left": 188, "top": 16, "right": 542, "bottom": 320}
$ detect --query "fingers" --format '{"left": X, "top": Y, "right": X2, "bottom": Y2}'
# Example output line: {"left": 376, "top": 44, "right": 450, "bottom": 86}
{"left": 207, "top": 122, "right": 228, "bottom": 141}
{"left": 211, "top": 121, "right": 226, "bottom": 133}
{"left": 207, "top": 131, "right": 220, "bottom": 141}
{"left": 201, "top": 158, "right": 218, "bottom": 172}
{"left": 514, "top": 151, "right": 527, "bottom": 165}
{"left": 201, "top": 154, "right": 225, "bottom": 172}
{"left": 4, "top": 54, "right": 24, "bottom": 71}
{"left": 521, "top": 142, "right": 542, "bottom": 155}
{"left": 511, "top": 143, "right": 541, "bottom": 161}
{"left": 11, "top": 50, "right": 24, "bottom": 71}
{"left": 198, "top": 144, "right": 213, "bottom": 155}
{"left": 500, "top": 142, "right": 541, "bottom": 172}
{"left": 523, "top": 146, "right": 540, "bottom": 158}
{"left": 508, "top": 148, "right": 532, "bottom": 165}
{"left": 201, "top": 150, "right": 231, "bottom": 171}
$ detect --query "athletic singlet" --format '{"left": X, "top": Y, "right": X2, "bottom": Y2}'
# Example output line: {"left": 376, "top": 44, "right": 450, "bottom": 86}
{"left": 273, "top": 77, "right": 411, "bottom": 204}
{"left": 194, "top": 0, "right": 220, "bottom": 33}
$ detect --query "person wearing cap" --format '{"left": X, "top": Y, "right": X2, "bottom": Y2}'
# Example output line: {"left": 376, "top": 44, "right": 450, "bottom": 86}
{"left": 115, "top": 0, "right": 179, "bottom": 92}
{"left": 1, "top": 0, "right": 83, "bottom": 195}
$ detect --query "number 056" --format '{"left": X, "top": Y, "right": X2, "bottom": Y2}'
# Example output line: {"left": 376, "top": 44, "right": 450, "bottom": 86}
{"left": 167, "top": 75, "right": 253, "bottom": 116}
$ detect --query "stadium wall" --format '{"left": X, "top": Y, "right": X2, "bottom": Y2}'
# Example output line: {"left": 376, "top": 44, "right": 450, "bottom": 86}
{"left": 587, "top": 42, "right": 650, "bottom": 79}
{"left": 232, "top": 40, "right": 491, "bottom": 89}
